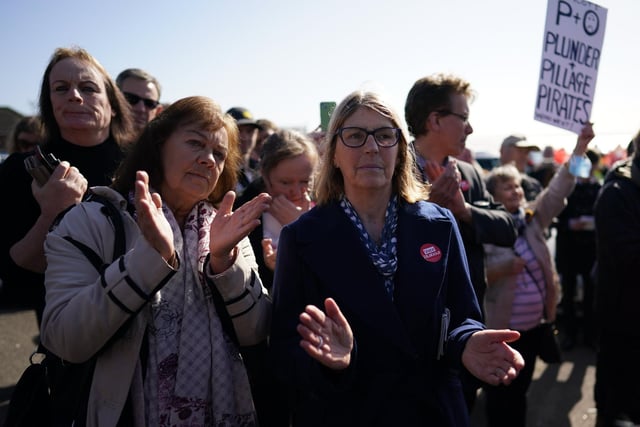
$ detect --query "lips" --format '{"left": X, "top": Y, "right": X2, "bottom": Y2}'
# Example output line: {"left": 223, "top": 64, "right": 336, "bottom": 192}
{"left": 189, "top": 170, "right": 211, "bottom": 182}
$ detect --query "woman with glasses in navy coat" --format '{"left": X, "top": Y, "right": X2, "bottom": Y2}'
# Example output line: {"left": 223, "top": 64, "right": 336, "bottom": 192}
{"left": 269, "top": 90, "right": 525, "bottom": 427}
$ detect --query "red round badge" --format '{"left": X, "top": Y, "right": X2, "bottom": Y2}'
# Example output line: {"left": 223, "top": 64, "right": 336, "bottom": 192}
{"left": 460, "top": 180, "right": 470, "bottom": 191}
{"left": 420, "top": 243, "right": 442, "bottom": 263}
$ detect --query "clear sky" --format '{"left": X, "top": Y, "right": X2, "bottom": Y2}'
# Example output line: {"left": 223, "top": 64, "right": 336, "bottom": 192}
{"left": 1, "top": 0, "right": 638, "bottom": 154}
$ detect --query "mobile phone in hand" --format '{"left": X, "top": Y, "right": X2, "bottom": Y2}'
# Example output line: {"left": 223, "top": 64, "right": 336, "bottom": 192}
{"left": 24, "top": 146, "right": 60, "bottom": 186}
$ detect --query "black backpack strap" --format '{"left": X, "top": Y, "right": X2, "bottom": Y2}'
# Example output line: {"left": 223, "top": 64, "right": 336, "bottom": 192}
{"left": 62, "top": 236, "right": 106, "bottom": 272}
{"left": 60, "top": 191, "right": 126, "bottom": 273}
{"left": 82, "top": 191, "right": 126, "bottom": 262}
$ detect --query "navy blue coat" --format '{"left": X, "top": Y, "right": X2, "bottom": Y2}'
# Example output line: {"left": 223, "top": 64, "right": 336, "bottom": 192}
{"left": 270, "top": 199, "right": 484, "bottom": 427}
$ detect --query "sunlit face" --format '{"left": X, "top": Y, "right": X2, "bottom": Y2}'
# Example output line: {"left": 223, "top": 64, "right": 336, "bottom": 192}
{"left": 264, "top": 154, "right": 315, "bottom": 208}
{"left": 437, "top": 93, "right": 473, "bottom": 157}
{"left": 49, "top": 58, "right": 112, "bottom": 143}
{"left": 119, "top": 77, "right": 161, "bottom": 132}
{"left": 333, "top": 106, "right": 398, "bottom": 195}
{"left": 160, "top": 125, "right": 228, "bottom": 211}
{"left": 491, "top": 177, "right": 524, "bottom": 213}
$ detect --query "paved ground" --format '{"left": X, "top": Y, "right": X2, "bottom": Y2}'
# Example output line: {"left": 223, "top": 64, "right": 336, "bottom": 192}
{"left": 0, "top": 306, "right": 598, "bottom": 426}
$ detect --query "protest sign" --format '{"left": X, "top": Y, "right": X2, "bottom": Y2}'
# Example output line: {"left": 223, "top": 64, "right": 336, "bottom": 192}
{"left": 534, "top": 0, "right": 607, "bottom": 134}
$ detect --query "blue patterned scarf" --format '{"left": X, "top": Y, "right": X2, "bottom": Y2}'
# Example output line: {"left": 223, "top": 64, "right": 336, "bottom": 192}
{"left": 339, "top": 195, "right": 399, "bottom": 299}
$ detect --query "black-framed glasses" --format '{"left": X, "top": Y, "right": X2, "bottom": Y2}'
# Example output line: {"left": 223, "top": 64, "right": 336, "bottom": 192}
{"left": 437, "top": 109, "right": 469, "bottom": 124}
{"left": 336, "top": 127, "right": 400, "bottom": 148}
{"left": 123, "top": 92, "right": 160, "bottom": 109}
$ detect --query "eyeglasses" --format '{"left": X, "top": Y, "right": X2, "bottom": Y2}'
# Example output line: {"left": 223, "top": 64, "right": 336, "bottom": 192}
{"left": 437, "top": 109, "right": 469, "bottom": 124}
{"left": 336, "top": 127, "right": 400, "bottom": 148}
{"left": 123, "top": 92, "right": 160, "bottom": 109}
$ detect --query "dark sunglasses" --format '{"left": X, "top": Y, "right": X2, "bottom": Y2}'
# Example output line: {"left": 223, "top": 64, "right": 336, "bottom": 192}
{"left": 123, "top": 92, "right": 160, "bottom": 109}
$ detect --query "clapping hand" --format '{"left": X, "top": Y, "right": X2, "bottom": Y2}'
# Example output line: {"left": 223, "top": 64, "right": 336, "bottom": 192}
{"left": 134, "top": 171, "right": 175, "bottom": 264}
{"left": 297, "top": 298, "right": 354, "bottom": 370}
{"left": 209, "top": 191, "right": 271, "bottom": 273}
{"left": 462, "top": 329, "right": 525, "bottom": 386}
{"left": 427, "top": 159, "right": 469, "bottom": 220}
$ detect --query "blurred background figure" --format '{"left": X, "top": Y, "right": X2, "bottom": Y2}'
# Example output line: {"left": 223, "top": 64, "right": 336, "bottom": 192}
{"left": 456, "top": 147, "right": 486, "bottom": 176}
{"left": 234, "top": 128, "right": 319, "bottom": 427}
{"left": 226, "top": 106, "right": 263, "bottom": 195}
{"left": 499, "top": 134, "right": 543, "bottom": 201}
{"left": 6, "top": 116, "right": 44, "bottom": 154}
{"left": 482, "top": 123, "right": 594, "bottom": 427}
{"left": 251, "top": 118, "right": 278, "bottom": 172}
{"left": 530, "top": 145, "right": 559, "bottom": 188}
{"left": 593, "top": 130, "right": 640, "bottom": 427}
{"left": 555, "top": 148, "right": 602, "bottom": 351}
{"left": 116, "top": 68, "right": 163, "bottom": 135}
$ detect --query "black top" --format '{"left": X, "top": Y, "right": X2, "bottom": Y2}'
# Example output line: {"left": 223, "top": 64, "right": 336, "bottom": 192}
{"left": 0, "top": 137, "right": 124, "bottom": 310}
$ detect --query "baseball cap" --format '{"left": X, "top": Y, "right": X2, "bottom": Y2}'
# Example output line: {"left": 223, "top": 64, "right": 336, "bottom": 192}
{"left": 226, "top": 107, "right": 262, "bottom": 129}
{"left": 501, "top": 134, "right": 540, "bottom": 151}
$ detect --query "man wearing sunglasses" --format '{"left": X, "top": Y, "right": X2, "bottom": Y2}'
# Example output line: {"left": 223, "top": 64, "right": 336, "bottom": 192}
{"left": 116, "top": 68, "right": 163, "bottom": 134}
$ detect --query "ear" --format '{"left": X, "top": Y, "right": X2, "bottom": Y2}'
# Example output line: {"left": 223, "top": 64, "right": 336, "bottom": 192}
{"left": 426, "top": 111, "right": 440, "bottom": 132}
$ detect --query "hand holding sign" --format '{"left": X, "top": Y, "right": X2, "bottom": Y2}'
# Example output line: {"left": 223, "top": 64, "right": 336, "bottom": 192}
{"left": 535, "top": 0, "right": 607, "bottom": 134}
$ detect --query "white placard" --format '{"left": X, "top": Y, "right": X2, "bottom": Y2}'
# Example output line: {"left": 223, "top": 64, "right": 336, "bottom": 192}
{"left": 534, "top": 0, "right": 607, "bottom": 134}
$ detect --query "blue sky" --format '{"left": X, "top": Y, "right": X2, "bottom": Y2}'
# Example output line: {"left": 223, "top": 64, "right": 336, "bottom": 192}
{"left": 1, "top": 0, "right": 638, "bottom": 154}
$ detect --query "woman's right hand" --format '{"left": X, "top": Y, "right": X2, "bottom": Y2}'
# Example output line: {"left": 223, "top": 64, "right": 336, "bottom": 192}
{"left": 134, "top": 171, "right": 175, "bottom": 264}
{"left": 268, "top": 194, "right": 310, "bottom": 225}
{"left": 32, "top": 161, "right": 87, "bottom": 221}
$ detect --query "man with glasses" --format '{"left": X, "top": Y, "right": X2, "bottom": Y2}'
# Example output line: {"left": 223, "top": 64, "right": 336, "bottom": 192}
{"left": 405, "top": 73, "right": 518, "bottom": 413}
{"left": 116, "top": 68, "right": 163, "bottom": 134}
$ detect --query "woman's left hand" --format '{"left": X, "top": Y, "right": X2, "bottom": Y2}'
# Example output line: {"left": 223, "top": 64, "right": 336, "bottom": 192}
{"left": 297, "top": 298, "right": 353, "bottom": 370}
{"left": 209, "top": 191, "right": 271, "bottom": 273}
{"left": 462, "top": 329, "right": 525, "bottom": 386}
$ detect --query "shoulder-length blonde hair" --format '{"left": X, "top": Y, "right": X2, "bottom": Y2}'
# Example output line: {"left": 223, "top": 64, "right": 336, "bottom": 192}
{"left": 314, "top": 90, "right": 429, "bottom": 205}
{"left": 112, "top": 96, "right": 240, "bottom": 205}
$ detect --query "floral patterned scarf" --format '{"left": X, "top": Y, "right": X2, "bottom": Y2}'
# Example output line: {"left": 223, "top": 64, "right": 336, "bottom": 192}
{"left": 138, "top": 198, "right": 256, "bottom": 426}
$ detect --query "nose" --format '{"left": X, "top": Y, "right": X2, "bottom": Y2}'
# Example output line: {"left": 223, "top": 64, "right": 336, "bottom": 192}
{"left": 465, "top": 121, "right": 473, "bottom": 135}
{"left": 363, "top": 133, "right": 379, "bottom": 152}
{"left": 289, "top": 183, "right": 308, "bottom": 200}
{"left": 199, "top": 150, "right": 216, "bottom": 166}
{"left": 69, "top": 87, "right": 82, "bottom": 102}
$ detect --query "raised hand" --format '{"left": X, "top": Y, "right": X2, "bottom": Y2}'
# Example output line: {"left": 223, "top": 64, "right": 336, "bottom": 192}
{"left": 574, "top": 122, "right": 595, "bottom": 156}
{"left": 134, "top": 170, "right": 174, "bottom": 263}
{"left": 209, "top": 191, "right": 271, "bottom": 273}
{"left": 297, "top": 298, "right": 354, "bottom": 370}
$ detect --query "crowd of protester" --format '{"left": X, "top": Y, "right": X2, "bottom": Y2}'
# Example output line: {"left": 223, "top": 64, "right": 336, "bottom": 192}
{"left": 1, "top": 45, "right": 638, "bottom": 427}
